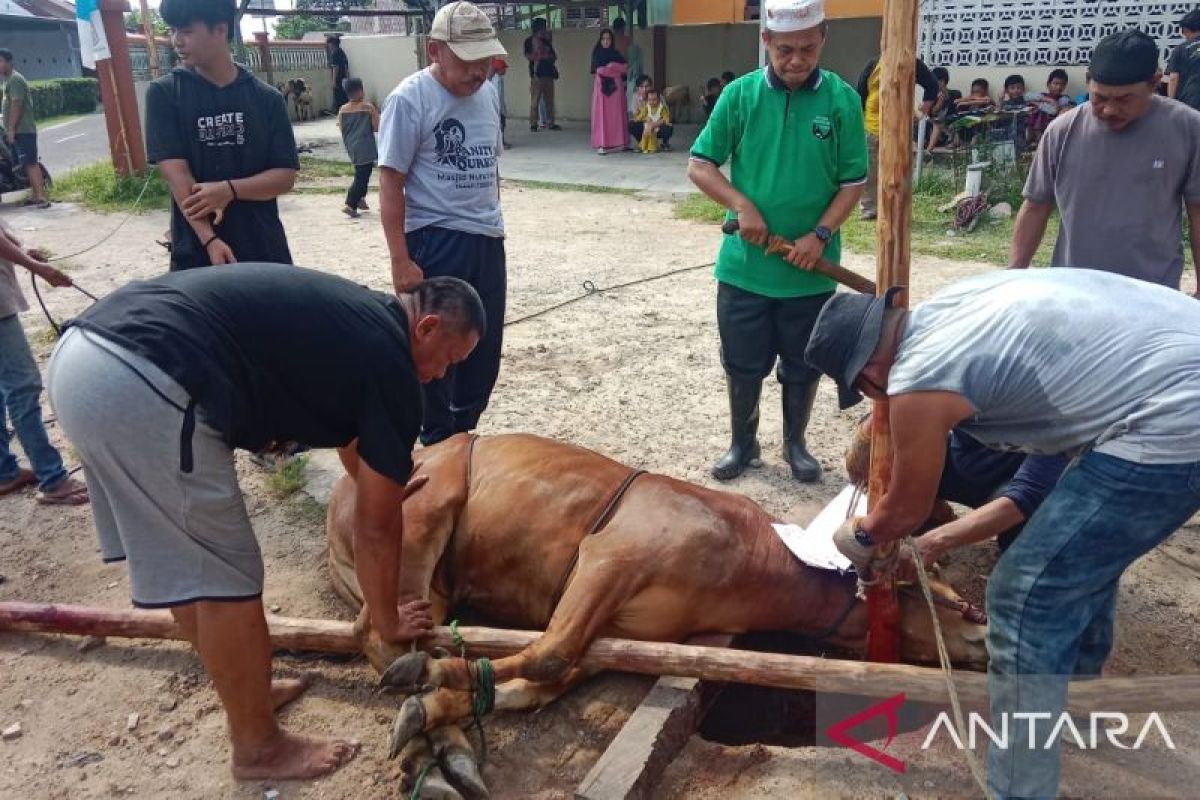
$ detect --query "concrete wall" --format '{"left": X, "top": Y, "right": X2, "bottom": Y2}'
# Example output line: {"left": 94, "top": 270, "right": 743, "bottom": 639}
{"left": 5, "top": 25, "right": 79, "bottom": 80}
{"left": 341, "top": 34, "right": 423, "bottom": 108}
{"left": 497, "top": 20, "right": 881, "bottom": 123}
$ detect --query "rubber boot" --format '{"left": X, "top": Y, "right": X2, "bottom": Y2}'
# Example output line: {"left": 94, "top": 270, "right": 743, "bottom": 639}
{"left": 711, "top": 377, "right": 762, "bottom": 481}
{"left": 783, "top": 381, "right": 822, "bottom": 483}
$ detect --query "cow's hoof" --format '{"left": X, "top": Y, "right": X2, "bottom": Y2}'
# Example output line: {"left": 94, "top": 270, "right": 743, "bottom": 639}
{"left": 440, "top": 747, "right": 489, "bottom": 800}
{"left": 401, "top": 764, "right": 463, "bottom": 800}
{"left": 382, "top": 651, "right": 432, "bottom": 692}
{"left": 389, "top": 696, "right": 428, "bottom": 759}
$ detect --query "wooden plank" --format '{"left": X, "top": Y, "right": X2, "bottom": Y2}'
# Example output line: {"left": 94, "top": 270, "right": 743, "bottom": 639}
{"left": 575, "top": 634, "right": 734, "bottom": 800}
{"left": 3, "top": 602, "right": 1198, "bottom": 712}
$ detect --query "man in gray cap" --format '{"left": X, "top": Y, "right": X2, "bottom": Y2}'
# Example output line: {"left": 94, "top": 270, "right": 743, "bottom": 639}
{"left": 805, "top": 268, "right": 1200, "bottom": 798}
{"left": 1010, "top": 29, "right": 1200, "bottom": 294}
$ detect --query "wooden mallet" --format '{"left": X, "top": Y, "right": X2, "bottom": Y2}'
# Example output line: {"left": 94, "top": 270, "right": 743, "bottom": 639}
{"left": 721, "top": 219, "right": 877, "bottom": 295}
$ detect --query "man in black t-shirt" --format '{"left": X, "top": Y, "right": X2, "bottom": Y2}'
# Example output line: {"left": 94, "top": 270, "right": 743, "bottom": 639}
{"left": 47, "top": 265, "right": 486, "bottom": 782}
{"left": 1168, "top": 10, "right": 1200, "bottom": 111}
{"left": 148, "top": 0, "right": 299, "bottom": 270}
{"left": 327, "top": 34, "right": 350, "bottom": 110}
{"left": 523, "top": 18, "right": 561, "bottom": 131}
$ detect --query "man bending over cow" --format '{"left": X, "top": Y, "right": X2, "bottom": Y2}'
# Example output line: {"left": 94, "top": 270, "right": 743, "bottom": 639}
{"left": 805, "top": 269, "right": 1200, "bottom": 799}
{"left": 46, "top": 265, "right": 485, "bottom": 782}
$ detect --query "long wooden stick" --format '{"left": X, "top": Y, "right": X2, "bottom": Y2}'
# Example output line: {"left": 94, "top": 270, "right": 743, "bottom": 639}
{"left": 866, "top": 0, "right": 921, "bottom": 666}
{"left": 719, "top": 220, "right": 877, "bottom": 295}
{"left": 2, "top": 602, "right": 1196, "bottom": 712}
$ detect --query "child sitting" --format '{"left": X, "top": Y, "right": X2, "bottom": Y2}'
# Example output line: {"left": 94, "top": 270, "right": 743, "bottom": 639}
{"left": 998, "top": 73, "right": 1032, "bottom": 151}
{"left": 629, "top": 74, "right": 652, "bottom": 119}
{"left": 951, "top": 78, "right": 996, "bottom": 144}
{"left": 633, "top": 87, "right": 673, "bottom": 152}
{"left": 925, "top": 66, "right": 962, "bottom": 153}
{"left": 701, "top": 77, "right": 722, "bottom": 118}
{"left": 1028, "top": 68, "right": 1075, "bottom": 145}
{"left": 336, "top": 78, "right": 380, "bottom": 218}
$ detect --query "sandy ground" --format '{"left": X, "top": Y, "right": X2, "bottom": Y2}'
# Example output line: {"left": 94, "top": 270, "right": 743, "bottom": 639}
{"left": 1, "top": 186, "right": 1199, "bottom": 799}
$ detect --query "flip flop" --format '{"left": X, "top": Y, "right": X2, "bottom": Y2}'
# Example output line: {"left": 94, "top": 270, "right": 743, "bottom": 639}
{"left": 36, "top": 477, "right": 89, "bottom": 506}
{"left": 0, "top": 469, "right": 36, "bottom": 497}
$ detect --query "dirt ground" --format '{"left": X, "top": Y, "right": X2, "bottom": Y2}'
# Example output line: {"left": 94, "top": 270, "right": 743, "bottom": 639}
{"left": 1, "top": 186, "right": 1198, "bottom": 799}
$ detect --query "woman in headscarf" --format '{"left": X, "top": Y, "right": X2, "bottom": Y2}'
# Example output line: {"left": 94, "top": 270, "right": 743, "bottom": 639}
{"left": 589, "top": 28, "right": 628, "bottom": 155}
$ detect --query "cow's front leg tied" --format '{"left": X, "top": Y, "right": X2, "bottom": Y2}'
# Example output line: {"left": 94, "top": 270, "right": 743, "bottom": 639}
{"left": 465, "top": 657, "right": 496, "bottom": 764}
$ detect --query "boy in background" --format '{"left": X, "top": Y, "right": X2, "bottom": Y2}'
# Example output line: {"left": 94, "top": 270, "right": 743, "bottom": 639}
{"left": 633, "top": 86, "right": 672, "bottom": 152}
{"left": 999, "top": 73, "right": 1032, "bottom": 151}
{"left": 337, "top": 77, "right": 379, "bottom": 218}
{"left": 701, "top": 77, "right": 722, "bottom": 118}
{"left": 924, "top": 66, "right": 962, "bottom": 153}
{"left": 1029, "top": 68, "right": 1075, "bottom": 144}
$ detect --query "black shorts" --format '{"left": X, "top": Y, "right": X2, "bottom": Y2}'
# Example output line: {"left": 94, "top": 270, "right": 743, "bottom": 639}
{"left": 11, "top": 133, "right": 38, "bottom": 167}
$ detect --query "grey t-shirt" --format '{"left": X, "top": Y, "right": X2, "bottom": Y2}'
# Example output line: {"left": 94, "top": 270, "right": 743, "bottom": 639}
{"left": 0, "top": 221, "right": 29, "bottom": 319}
{"left": 1023, "top": 95, "right": 1200, "bottom": 289}
{"left": 889, "top": 269, "right": 1200, "bottom": 464}
{"left": 1169, "top": 40, "right": 1200, "bottom": 111}
{"left": 378, "top": 68, "right": 504, "bottom": 238}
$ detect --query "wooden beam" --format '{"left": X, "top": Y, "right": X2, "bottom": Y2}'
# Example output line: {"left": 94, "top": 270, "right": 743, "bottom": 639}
{"left": 3, "top": 602, "right": 1197, "bottom": 712}
{"left": 864, "top": 0, "right": 919, "bottom": 665}
{"left": 97, "top": 0, "right": 147, "bottom": 177}
{"left": 575, "top": 634, "right": 734, "bottom": 800}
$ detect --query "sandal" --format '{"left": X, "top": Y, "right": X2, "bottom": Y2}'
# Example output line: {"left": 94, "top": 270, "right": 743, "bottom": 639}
{"left": 0, "top": 469, "right": 36, "bottom": 497}
{"left": 36, "top": 476, "right": 89, "bottom": 506}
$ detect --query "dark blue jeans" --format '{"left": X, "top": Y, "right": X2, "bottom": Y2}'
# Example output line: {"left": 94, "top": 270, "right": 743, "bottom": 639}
{"left": 0, "top": 313, "right": 67, "bottom": 491}
{"left": 986, "top": 451, "right": 1200, "bottom": 799}
{"left": 406, "top": 226, "right": 506, "bottom": 446}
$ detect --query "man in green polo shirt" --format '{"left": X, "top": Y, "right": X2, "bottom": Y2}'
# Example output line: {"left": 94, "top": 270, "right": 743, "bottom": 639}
{"left": 687, "top": 0, "right": 867, "bottom": 483}
{"left": 0, "top": 49, "right": 48, "bottom": 209}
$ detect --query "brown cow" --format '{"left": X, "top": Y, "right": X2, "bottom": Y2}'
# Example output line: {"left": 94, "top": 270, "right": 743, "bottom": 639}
{"left": 327, "top": 433, "right": 987, "bottom": 794}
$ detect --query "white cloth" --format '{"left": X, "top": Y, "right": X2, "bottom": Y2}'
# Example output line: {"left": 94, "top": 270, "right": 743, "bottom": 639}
{"left": 771, "top": 484, "right": 864, "bottom": 572}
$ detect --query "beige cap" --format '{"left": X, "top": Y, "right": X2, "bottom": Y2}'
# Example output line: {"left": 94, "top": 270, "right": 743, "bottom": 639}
{"left": 430, "top": 1, "right": 508, "bottom": 61}
{"left": 764, "top": 0, "right": 825, "bottom": 32}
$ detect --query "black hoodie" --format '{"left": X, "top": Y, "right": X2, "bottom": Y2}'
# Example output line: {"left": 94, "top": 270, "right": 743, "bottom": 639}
{"left": 145, "top": 66, "right": 299, "bottom": 271}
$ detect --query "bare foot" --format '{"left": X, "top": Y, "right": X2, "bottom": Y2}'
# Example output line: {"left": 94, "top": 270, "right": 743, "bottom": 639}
{"left": 232, "top": 731, "right": 360, "bottom": 781}
{"left": 270, "top": 675, "right": 313, "bottom": 711}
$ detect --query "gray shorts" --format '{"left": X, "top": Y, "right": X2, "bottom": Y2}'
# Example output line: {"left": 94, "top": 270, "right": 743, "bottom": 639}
{"left": 47, "top": 328, "right": 263, "bottom": 608}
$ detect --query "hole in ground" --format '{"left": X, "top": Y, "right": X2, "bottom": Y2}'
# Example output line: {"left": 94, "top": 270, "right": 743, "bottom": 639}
{"left": 699, "top": 632, "right": 944, "bottom": 748}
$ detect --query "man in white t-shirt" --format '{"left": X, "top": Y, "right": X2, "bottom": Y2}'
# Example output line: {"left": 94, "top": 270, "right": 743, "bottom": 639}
{"left": 805, "top": 269, "right": 1200, "bottom": 798}
{"left": 378, "top": 1, "right": 507, "bottom": 445}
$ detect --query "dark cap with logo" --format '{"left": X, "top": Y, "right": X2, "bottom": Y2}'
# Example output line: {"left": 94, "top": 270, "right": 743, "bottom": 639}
{"left": 1089, "top": 29, "right": 1160, "bottom": 86}
{"left": 804, "top": 287, "right": 905, "bottom": 410}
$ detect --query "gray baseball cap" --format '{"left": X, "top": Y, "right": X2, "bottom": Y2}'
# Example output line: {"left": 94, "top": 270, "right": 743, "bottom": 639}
{"left": 804, "top": 286, "right": 905, "bottom": 409}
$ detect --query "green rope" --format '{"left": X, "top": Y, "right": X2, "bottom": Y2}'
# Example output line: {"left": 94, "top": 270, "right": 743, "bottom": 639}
{"left": 468, "top": 656, "right": 496, "bottom": 765}
{"left": 409, "top": 761, "right": 434, "bottom": 800}
{"left": 449, "top": 619, "right": 467, "bottom": 658}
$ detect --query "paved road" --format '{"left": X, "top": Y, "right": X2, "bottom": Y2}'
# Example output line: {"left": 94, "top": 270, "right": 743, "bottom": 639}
{"left": 37, "top": 112, "right": 111, "bottom": 178}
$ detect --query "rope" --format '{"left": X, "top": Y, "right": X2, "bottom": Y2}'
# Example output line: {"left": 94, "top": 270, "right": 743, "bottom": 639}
{"left": 906, "top": 536, "right": 990, "bottom": 798}
{"left": 447, "top": 621, "right": 494, "bottom": 766}
{"left": 30, "top": 274, "right": 100, "bottom": 337}
{"left": 47, "top": 169, "right": 158, "bottom": 263}
{"left": 504, "top": 262, "right": 714, "bottom": 328}
{"left": 449, "top": 618, "right": 467, "bottom": 658}
{"left": 408, "top": 761, "right": 434, "bottom": 800}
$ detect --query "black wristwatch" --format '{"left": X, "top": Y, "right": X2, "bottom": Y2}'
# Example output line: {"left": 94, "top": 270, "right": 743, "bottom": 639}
{"left": 853, "top": 524, "right": 875, "bottom": 547}
{"left": 813, "top": 225, "right": 832, "bottom": 243}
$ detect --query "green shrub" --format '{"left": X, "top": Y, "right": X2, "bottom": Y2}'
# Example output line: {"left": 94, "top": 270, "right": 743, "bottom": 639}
{"left": 50, "top": 161, "right": 172, "bottom": 213}
{"left": 27, "top": 78, "right": 99, "bottom": 121}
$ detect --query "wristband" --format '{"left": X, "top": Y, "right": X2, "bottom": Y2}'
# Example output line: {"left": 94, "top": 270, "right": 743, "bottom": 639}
{"left": 226, "top": 179, "right": 238, "bottom": 201}
{"left": 202, "top": 234, "right": 220, "bottom": 249}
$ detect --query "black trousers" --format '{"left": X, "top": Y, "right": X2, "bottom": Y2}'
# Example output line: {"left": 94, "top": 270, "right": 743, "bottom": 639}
{"left": 345, "top": 162, "right": 373, "bottom": 208}
{"left": 716, "top": 282, "right": 831, "bottom": 386}
{"left": 406, "top": 226, "right": 507, "bottom": 445}
{"left": 628, "top": 121, "right": 674, "bottom": 144}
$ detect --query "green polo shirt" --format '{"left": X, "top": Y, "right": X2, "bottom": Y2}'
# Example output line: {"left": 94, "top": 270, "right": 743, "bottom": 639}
{"left": 691, "top": 66, "right": 867, "bottom": 299}
{"left": 1, "top": 71, "right": 37, "bottom": 135}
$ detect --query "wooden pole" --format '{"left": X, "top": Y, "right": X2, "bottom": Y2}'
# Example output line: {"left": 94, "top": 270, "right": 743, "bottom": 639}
{"left": 865, "top": 0, "right": 919, "bottom": 664}
{"left": 97, "top": 0, "right": 147, "bottom": 177}
{"left": 2, "top": 602, "right": 1197, "bottom": 712}
{"left": 137, "top": 0, "right": 160, "bottom": 78}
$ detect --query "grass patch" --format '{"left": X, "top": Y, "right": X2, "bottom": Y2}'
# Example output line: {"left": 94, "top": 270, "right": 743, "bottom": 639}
{"left": 672, "top": 165, "right": 1060, "bottom": 268}
{"left": 299, "top": 156, "right": 357, "bottom": 180}
{"left": 266, "top": 454, "right": 310, "bottom": 499}
{"left": 505, "top": 178, "right": 637, "bottom": 196}
{"left": 288, "top": 494, "right": 328, "bottom": 527}
{"left": 49, "top": 162, "right": 172, "bottom": 213}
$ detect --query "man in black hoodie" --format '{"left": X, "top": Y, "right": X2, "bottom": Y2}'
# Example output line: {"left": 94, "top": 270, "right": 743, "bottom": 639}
{"left": 147, "top": 0, "right": 299, "bottom": 270}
